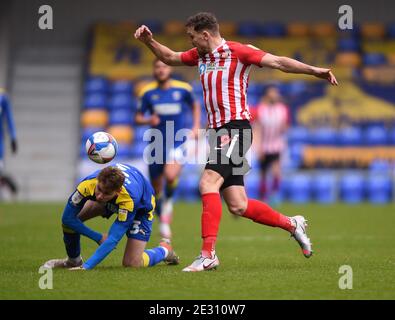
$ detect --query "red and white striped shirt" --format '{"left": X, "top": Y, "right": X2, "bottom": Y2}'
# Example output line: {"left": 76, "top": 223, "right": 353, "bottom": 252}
{"left": 181, "top": 39, "right": 266, "bottom": 128}
{"left": 256, "top": 102, "right": 290, "bottom": 154}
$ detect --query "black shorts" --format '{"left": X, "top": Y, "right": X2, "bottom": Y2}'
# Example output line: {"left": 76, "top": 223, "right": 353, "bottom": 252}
{"left": 205, "top": 120, "right": 252, "bottom": 190}
{"left": 260, "top": 153, "right": 281, "bottom": 171}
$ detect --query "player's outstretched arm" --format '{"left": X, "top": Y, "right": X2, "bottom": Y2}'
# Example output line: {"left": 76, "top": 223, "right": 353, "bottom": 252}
{"left": 260, "top": 53, "right": 338, "bottom": 85}
{"left": 134, "top": 25, "right": 184, "bottom": 66}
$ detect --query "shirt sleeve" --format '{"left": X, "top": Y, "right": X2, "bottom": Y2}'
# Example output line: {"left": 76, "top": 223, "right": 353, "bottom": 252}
{"left": 235, "top": 43, "right": 267, "bottom": 67}
{"left": 82, "top": 210, "right": 135, "bottom": 269}
{"left": 180, "top": 48, "right": 199, "bottom": 66}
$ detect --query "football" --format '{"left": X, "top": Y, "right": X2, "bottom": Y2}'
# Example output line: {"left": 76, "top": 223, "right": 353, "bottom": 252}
{"left": 85, "top": 131, "right": 118, "bottom": 164}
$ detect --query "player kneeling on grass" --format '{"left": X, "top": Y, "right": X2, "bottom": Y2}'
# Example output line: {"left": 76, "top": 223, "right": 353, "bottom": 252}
{"left": 43, "top": 164, "right": 179, "bottom": 270}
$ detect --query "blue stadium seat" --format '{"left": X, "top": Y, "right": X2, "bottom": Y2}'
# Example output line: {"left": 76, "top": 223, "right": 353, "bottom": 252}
{"left": 364, "top": 126, "right": 388, "bottom": 145}
{"left": 178, "top": 174, "right": 200, "bottom": 202}
{"left": 311, "top": 127, "right": 338, "bottom": 145}
{"left": 363, "top": 53, "right": 387, "bottom": 66}
{"left": 390, "top": 128, "right": 395, "bottom": 145}
{"left": 337, "top": 38, "right": 360, "bottom": 52}
{"left": 387, "top": 22, "right": 395, "bottom": 39}
{"left": 85, "top": 77, "right": 109, "bottom": 94}
{"left": 84, "top": 93, "right": 107, "bottom": 109}
{"left": 259, "top": 22, "right": 286, "bottom": 37}
{"left": 339, "top": 172, "right": 365, "bottom": 203}
{"left": 108, "top": 93, "right": 135, "bottom": 110}
{"left": 134, "top": 125, "right": 149, "bottom": 141}
{"left": 313, "top": 173, "right": 337, "bottom": 203}
{"left": 369, "top": 160, "right": 391, "bottom": 173}
{"left": 248, "top": 82, "right": 264, "bottom": 97}
{"left": 237, "top": 22, "right": 261, "bottom": 37}
{"left": 245, "top": 171, "right": 260, "bottom": 199}
{"left": 288, "top": 126, "right": 310, "bottom": 144}
{"left": 289, "top": 143, "right": 305, "bottom": 167}
{"left": 366, "top": 174, "right": 392, "bottom": 204}
{"left": 338, "top": 127, "right": 362, "bottom": 146}
{"left": 288, "top": 174, "right": 312, "bottom": 203}
{"left": 116, "top": 143, "right": 132, "bottom": 159}
{"left": 109, "top": 109, "right": 133, "bottom": 125}
{"left": 130, "top": 141, "right": 147, "bottom": 158}
{"left": 110, "top": 80, "right": 134, "bottom": 95}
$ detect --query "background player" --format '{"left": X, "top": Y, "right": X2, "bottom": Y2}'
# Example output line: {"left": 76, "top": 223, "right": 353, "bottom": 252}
{"left": 135, "top": 12, "right": 338, "bottom": 272}
{"left": 43, "top": 164, "right": 179, "bottom": 270}
{"left": 135, "top": 59, "right": 201, "bottom": 239}
{"left": 0, "top": 88, "right": 18, "bottom": 197}
{"left": 253, "top": 85, "right": 290, "bottom": 206}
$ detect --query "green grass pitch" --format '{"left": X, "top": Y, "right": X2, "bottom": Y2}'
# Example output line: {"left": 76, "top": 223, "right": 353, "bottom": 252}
{"left": 0, "top": 202, "right": 394, "bottom": 299}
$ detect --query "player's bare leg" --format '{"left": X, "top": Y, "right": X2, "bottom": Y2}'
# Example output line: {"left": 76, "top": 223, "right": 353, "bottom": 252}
{"left": 182, "top": 169, "right": 223, "bottom": 272}
{"left": 222, "top": 185, "right": 313, "bottom": 258}
{"left": 44, "top": 201, "right": 107, "bottom": 268}
{"left": 122, "top": 238, "right": 179, "bottom": 267}
{"left": 160, "top": 162, "right": 183, "bottom": 239}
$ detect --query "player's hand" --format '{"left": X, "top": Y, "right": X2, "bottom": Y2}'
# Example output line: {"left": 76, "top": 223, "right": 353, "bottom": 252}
{"left": 313, "top": 68, "right": 338, "bottom": 85}
{"left": 69, "top": 266, "right": 86, "bottom": 271}
{"left": 150, "top": 114, "right": 161, "bottom": 126}
{"left": 99, "top": 233, "right": 108, "bottom": 245}
{"left": 11, "top": 140, "right": 17, "bottom": 154}
{"left": 134, "top": 25, "right": 153, "bottom": 44}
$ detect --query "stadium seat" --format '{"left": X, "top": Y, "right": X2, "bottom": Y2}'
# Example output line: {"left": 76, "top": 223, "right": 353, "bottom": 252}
{"left": 107, "top": 125, "right": 134, "bottom": 144}
{"left": 288, "top": 174, "right": 312, "bottom": 203}
{"left": 177, "top": 174, "right": 200, "bottom": 202}
{"left": 338, "top": 127, "right": 362, "bottom": 146}
{"left": 109, "top": 109, "right": 134, "bottom": 126}
{"left": 84, "top": 93, "right": 107, "bottom": 110}
{"left": 311, "top": 127, "right": 338, "bottom": 145}
{"left": 139, "top": 19, "right": 162, "bottom": 33}
{"left": 108, "top": 93, "right": 136, "bottom": 110}
{"left": 286, "top": 22, "right": 309, "bottom": 37}
{"left": 366, "top": 174, "right": 393, "bottom": 204}
{"left": 361, "top": 23, "right": 386, "bottom": 39}
{"left": 311, "top": 23, "right": 336, "bottom": 37}
{"left": 85, "top": 77, "right": 109, "bottom": 94}
{"left": 248, "top": 82, "right": 264, "bottom": 97}
{"left": 110, "top": 80, "right": 134, "bottom": 95}
{"left": 163, "top": 20, "right": 185, "bottom": 36}
{"left": 116, "top": 143, "right": 132, "bottom": 159}
{"left": 369, "top": 160, "right": 391, "bottom": 173}
{"left": 337, "top": 38, "right": 360, "bottom": 52}
{"left": 81, "top": 110, "right": 108, "bottom": 127}
{"left": 390, "top": 128, "right": 395, "bottom": 145}
{"left": 237, "top": 21, "right": 261, "bottom": 37}
{"left": 130, "top": 141, "right": 147, "bottom": 158}
{"left": 287, "top": 126, "right": 310, "bottom": 144}
{"left": 335, "top": 52, "right": 362, "bottom": 68}
{"left": 219, "top": 21, "right": 237, "bottom": 37}
{"left": 387, "top": 22, "right": 395, "bottom": 39}
{"left": 339, "top": 172, "right": 365, "bottom": 203}
{"left": 363, "top": 53, "right": 387, "bottom": 66}
{"left": 313, "top": 172, "right": 337, "bottom": 203}
{"left": 245, "top": 172, "right": 260, "bottom": 199}
{"left": 289, "top": 143, "right": 305, "bottom": 168}
{"left": 259, "top": 22, "right": 286, "bottom": 37}
{"left": 134, "top": 125, "right": 150, "bottom": 141}
{"left": 364, "top": 126, "right": 388, "bottom": 145}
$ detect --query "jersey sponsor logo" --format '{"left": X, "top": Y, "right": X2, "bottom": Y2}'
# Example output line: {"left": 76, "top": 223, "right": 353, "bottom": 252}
{"left": 118, "top": 208, "right": 128, "bottom": 222}
{"left": 71, "top": 191, "right": 83, "bottom": 205}
{"left": 153, "top": 103, "right": 182, "bottom": 115}
{"left": 172, "top": 91, "right": 181, "bottom": 101}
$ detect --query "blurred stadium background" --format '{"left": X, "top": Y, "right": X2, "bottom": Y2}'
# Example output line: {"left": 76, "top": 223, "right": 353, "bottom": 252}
{"left": 1, "top": 0, "right": 395, "bottom": 204}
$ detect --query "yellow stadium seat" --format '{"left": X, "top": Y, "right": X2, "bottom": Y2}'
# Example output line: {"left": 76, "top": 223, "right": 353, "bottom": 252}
{"left": 311, "top": 23, "right": 336, "bottom": 37}
{"left": 164, "top": 21, "right": 185, "bottom": 36}
{"left": 335, "top": 52, "right": 362, "bottom": 67}
{"left": 107, "top": 125, "right": 134, "bottom": 144}
{"left": 287, "top": 22, "right": 310, "bottom": 37}
{"left": 387, "top": 52, "right": 395, "bottom": 65}
{"left": 220, "top": 21, "right": 237, "bottom": 37}
{"left": 361, "top": 23, "right": 386, "bottom": 39}
{"left": 81, "top": 110, "right": 108, "bottom": 128}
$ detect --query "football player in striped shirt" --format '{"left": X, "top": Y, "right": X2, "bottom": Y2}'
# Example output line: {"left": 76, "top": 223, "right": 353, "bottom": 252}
{"left": 135, "top": 12, "right": 338, "bottom": 272}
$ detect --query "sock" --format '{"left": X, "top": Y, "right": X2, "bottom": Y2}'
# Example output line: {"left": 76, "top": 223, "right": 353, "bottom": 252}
{"left": 142, "top": 247, "right": 167, "bottom": 267}
{"left": 201, "top": 193, "right": 222, "bottom": 258}
{"left": 272, "top": 176, "right": 280, "bottom": 193}
{"left": 155, "top": 193, "right": 163, "bottom": 218}
{"left": 165, "top": 178, "right": 178, "bottom": 199}
{"left": 63, "top": 231, "right": 81, "bottom": 259}
{"left": 242, "top": 199, "right": 294, "bottom": 232}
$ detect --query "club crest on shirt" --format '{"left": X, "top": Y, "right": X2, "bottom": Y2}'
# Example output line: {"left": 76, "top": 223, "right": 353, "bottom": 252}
{"left": 172, "top": 91, "right": 181, "bottom": 101}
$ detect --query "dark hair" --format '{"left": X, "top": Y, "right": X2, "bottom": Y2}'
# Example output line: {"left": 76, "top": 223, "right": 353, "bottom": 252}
{"left": 185, "top": 12, "right": 219, "bottom": 34}
{"left": 98, "top": 167, "right": 125, "bottom": 191}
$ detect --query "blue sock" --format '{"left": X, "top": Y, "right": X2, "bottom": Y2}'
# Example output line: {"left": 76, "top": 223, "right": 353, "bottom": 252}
{"left": 142, "top": 247, "right": 166, "bottom": 267}
{"left": 63, "top": 232, "right": 81, "bottom": 259}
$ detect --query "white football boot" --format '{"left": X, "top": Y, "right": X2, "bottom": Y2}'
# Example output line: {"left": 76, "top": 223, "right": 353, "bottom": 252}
{"left": 182, "top": 253, "right": 220, "bottom": 272}
{"left": 290, "top": 215, "right": 313, "bottom": 258}
{"left": 43, "top": 257, "right": 83, "bottom": 269}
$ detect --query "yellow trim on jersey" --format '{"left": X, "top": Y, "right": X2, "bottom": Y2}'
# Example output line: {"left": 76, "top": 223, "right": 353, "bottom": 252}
{"left": 116, "top": 186, "right": 134, "bottom": 212}
{"left": 62, "top": 224, "right": 76, "bottom": 234}
{"left": 147, "top": 195, "right": 155, "bottom": 221}
{"left": 77, "top": 178, "right": 97, "bottom": 197}
{"left": 138, "top": 81, "right": 158, "bottom": 97}
{"left": 142, "top": 252, "right": 150, "bottom": 267}
{"left": 169, "top": 79, "right": 193, "bottom": 92}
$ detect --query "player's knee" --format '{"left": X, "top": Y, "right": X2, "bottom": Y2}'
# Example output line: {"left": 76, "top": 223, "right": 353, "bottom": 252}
{"left": 122, "top": 258, "right": 143, "bottom": 268}
{"left": 227, "top": 203, "right": 246, "bottom": 216}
